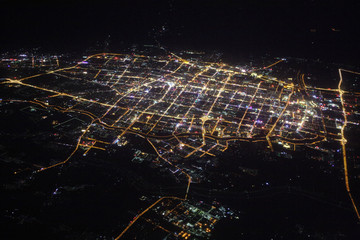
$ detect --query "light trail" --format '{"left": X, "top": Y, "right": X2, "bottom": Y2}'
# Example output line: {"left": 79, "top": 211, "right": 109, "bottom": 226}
{"left": 147, "top": 138, "right": 192, "bottom": 200}
{"left": 250, "top": 97, "right": 268, "bottom": 135}
{"left": 37, "top": 120, "right": 95, "bottom": 172}
{"left": 263, "top": 59, "right": 284, "bottom": 70}
{"left": 236, "top": 82, "right": 262, "bottom": 134}
{"left": 110, "top": 58, "right": 136, "bottom": 87}
{"left": 17, "top": 65, "right": 77, "bottom": 82}
{"left": 205, "top": 73, "right": 233, "bottom": 117}
{"left": 94, "top": 69, "right": 102, "bottom": 79}
{"left": 3, "top": 79, "right": 123, "bottom": 109}
{"left": 266, "top": 85, "right": 294, "bottom": 151}
{"left": 114, "top": 196, "right": 183, "bottom": 240}
{"left": 82, "top": 141, "right": 96, "bottom": 156}
{"left": 338, "top": 69, "right": 360, "bottom": 221}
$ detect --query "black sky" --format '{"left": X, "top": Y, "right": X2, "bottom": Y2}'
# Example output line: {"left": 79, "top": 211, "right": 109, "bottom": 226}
{"left": 1, "top": 0, "right": 359, "bottom": 63}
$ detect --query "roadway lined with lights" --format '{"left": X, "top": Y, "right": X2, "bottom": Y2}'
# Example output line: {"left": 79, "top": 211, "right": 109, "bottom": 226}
{"left": 338, "top": 69, "right": 360, "bottom": 221}
{"left": 2, "top": 53, "right": 359, "bottom": 238}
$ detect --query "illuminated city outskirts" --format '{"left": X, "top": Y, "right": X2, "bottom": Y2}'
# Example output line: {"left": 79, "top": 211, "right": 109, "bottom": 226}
{"left": 1, "top": 52, "right": 360, "bottom": 239}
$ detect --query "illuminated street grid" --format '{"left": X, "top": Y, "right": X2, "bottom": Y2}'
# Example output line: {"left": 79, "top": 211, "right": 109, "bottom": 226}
{"left": 3, "top": 54, "right": 332, "bottom": 156}
{"left": 150, "top": 198, "right": 223, "bottom": 239}
{"left": 2, "top": 53, "right": 360, "bottom": 238}
{"left": 116, "top": 197, "right": 227, "bottom": 239}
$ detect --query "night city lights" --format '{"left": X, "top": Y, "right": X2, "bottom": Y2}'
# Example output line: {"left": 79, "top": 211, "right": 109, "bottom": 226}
{"left": 1, "top": 1, "right": 360, "bottom": 239}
